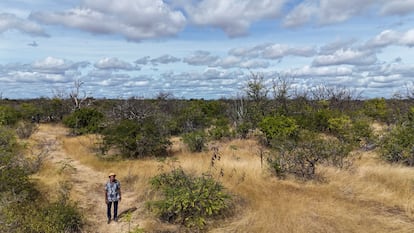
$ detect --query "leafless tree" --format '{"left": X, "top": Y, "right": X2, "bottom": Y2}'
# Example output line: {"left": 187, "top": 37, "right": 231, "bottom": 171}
{"left": 108, "top": 97, "right": 156, "bottom": 122}
{"left": 309, "top": 84, "right": 361, "bottom": 101}
{"left": 271, "top": 74, "right": 294, "bottom": 114}
{"left": 156, "top": 91, "right": 175, "bottom": 100}
{"left": 401, "top": 83, "right": 414, "bottom": 100}
{"left": 231, "top": 93, "right": 247, "bottom": 123}
{"left": 70, "top": 79, "right": 90, "bottom": 110}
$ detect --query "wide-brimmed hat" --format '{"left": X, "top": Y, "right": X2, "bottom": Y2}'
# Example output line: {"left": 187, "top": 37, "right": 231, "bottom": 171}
{"left": 108, "top": 172, "right": 116, "bottom": 177}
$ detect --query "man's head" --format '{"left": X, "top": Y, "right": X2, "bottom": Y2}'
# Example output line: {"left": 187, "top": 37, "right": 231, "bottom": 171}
{"left": 108, "top": 172, "right": 116, "bottom": 181}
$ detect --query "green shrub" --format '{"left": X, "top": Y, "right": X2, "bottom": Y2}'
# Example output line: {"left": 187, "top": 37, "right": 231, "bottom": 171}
{"left": 328, "top": 115, "right": 352, "bottom": 141}
{"left": 268, "top": 130, "right": 351, "bottom": 180}
{"left": 0, "top": 126, "right": 83, "bottom": 233}
{"left": 40, "top": 201, "right": 83, "bottom": 233}
{"left": 0, "top": 105, "right": 21, "bottom": 126}
{"left": 235, "top": 121, "right": 252, "bottom": 139}
{"left": 0, "top": 127, "right": 31, "bottom": 194}
{"left": 148, "top": 168, "right": 231, "bottom": 230}
{"left": 379, "top": 107, "right": 414, "bottom": 166}
{"left": 380, "top": 123, "right": 414, "bottom": 165}
{"left": 63, "top": 107, "right": 104, "bottom": 135}
{"left": 102, "top": 118, "right": 171, "bottom": 158}
{"left": 350, "top": 115, "right": 375, "bottom": 146}
{"left": 2, "top": 200, "right": 83, "bottom": 233}
{"left": 0, "top": 126, "right": 18, "bottom": 151}
{"left": 363, "top": 98, "right": 390, "bottom": 122}
{"left": 174, "top": 101, "right": 211, "bottom": 133}
{"left": 182, "top": 130, "right": 207, "bottom": 152}
{"left": 258, "top": 115, "right": 298, "bottom": 146}
{"left": 18, "top": 103, "right": 42, "bottom": 121}
{"left": 208, "top": 118, "right": 232, "bottom": 141}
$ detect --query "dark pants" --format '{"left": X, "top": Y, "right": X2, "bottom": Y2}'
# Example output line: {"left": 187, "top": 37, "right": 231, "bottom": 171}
{"left": 107, "top": 201, "right": 118, "bottom": 220}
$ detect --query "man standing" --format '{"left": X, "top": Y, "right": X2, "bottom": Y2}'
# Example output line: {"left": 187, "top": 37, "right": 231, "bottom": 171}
{"left": 105, "top": 172, "right": 121, "bottom": 224}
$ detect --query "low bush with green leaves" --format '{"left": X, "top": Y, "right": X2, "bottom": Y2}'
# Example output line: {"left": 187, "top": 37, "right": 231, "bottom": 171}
{"left": 235, "top": 121, "right": 252, "bottom": 139}
{"left": 379, "top": 107, "right": 414, "bottom": 166}
{"left": 101, "top": 118, "right": 171, "bottom": 158}
{"left": 0, "top": 105, "right": 21, "bottom": 126}
{"left": 0, "top": 126, "right": 83, "bottom": 233}
{"left": 208, "top": 118, "right": 232, "bottom": 141}
{"left": 2, "top": 198, "right": 83, "bottom": 233}
{"left": 267, "top": 130, "right": 352, "bottom": 180}
{"left": 148, "top": 168, "right": 232, "bottom": 230}
{"left": 63, "top": 107, "right": 104, "bottom": 135}
{"left": 258, "top": 115, "right": 298, "bottom": 146}
{"left": 363, "top": 98, "right": 390, "bottom": 123}
{"left": 182, "top": 130, "right": 207, "bottom": 152}
{"left": 380, "top": 123, "right": 414, "bottom": 165}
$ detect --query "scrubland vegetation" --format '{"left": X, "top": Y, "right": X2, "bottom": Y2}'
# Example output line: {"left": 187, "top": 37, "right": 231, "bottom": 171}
{"left": 2, "top": 75, "right": 414, "bottom": 232}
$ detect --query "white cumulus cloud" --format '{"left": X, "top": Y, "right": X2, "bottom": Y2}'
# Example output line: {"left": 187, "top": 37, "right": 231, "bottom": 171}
{"left": 0, "top": 13, "right": 48, "bottom": 36}
{"left": 312, "top": 49, "right": 377, "bottom": 66}
{"left": 32, "top": 56, "right": 89, "bottom": 73}
{"left": 181, "top": 0, "right": 286, "bottom": 37}
{"left": 283, "top": 0, "right": 414, "bottom": 28}
{"left": 30, "top": 0, "right": 186, "bottom": 41}
{"left": 94, "top": 57, "right": 135, "bottom": 70}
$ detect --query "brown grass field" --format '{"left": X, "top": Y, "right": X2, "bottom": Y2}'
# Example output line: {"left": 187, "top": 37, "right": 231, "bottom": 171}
{"left": 31, "top": 124, "right": 414, "bottom": 233}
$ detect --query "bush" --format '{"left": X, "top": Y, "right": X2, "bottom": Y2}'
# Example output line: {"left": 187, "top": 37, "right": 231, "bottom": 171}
{"left": 0, "top": 127, "right": 31, "bottom": 194}
{"left": 235, "top": 121, "right": 252, "bottom": 139}
{"left": 208, "top": 118, "right": 232, "bottom": 141}
{"left": 268, "top": 130, "right": 351, "bottom": 180}
{"left": 63, "top": 107, "right": 104, "bottom": 135}
{"left": 40, "top": 201, "right": 83, "bottom": 233}
{"left": 15, "top": 121, "right": 39, "bottom": 139}
{"left": 0, "top": 105, "right": 21, "bottom": 126}
{"left": 363, "top": 98, "right": 390, "bottom": 123}
{"left": 18, "top": 103, "right": 42, "bottom": 121}
{"left": 2, "top": 200, "right": 83, "bottom": 233}
{"left": 379, "top": 107, "right": 414, "bottom": 166}
{"left": 328, "top": 115, "right": 352, "bottom": 141}
{"left": 350, "top": 115, "right": 375, "bottom": 146}
{"left": 0, "top": 126, "right": 83, "bottom": 233}
{"left": 258, "top": 115, "right": 298, "bottom": 146}
{"left": 148, "top": 168, "right": 231, "bottom": 230}
{"left": 182, "top": 130, "right": 207, "bottom": 152}
{"left": 102, "top": 118, "right": 171, "bottom": 158}
{"left": 380, "top": 123, "right": 414, "bottom": 165}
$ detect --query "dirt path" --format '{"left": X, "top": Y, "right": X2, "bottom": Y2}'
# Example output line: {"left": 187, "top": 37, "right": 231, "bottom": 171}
{"left": 33, "top": 125, "right": 139, "bottom": 233}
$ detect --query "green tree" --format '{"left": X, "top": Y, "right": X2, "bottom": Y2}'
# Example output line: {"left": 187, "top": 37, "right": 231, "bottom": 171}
{"left": 268, "top": 130, "right": 351, "bottom": 180}
{"left": 258, "top": 115, "right": 298, "bottom": 146}
{"left": 183, "top": 130, "right": 207, "bottom": 152}
{"left": 102, "top": 117, "right": 171, "bottom": 158}
{"left": 63, "top": 107, "right": 104, "bottom": 135}
{"left": 363, "top": 98, "right": 390, "bottom": 122}
{"left": 208, "top": 117, "right": 232, "bottom": 141}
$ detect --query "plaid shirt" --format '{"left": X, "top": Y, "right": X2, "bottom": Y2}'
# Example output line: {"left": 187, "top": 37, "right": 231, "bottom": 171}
{"left": 105, "top": 180, "right": 121, "bottom": 202}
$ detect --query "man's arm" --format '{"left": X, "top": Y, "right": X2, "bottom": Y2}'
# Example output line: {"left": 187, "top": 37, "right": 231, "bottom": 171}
{"left": 118, "top": 186, "right": 122, "bottom": 201}
{"left": 105, "top": 190, "right": 108, "bottom": 204}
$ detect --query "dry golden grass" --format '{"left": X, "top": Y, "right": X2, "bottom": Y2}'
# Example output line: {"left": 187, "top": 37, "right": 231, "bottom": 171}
{"left": 33, "top": 124, "right": 414, "bottom": 233}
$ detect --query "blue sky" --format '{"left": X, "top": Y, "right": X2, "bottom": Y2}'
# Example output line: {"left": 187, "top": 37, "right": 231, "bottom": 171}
{"left": 1, "top": 0, "right": 414, "bottom": 99}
